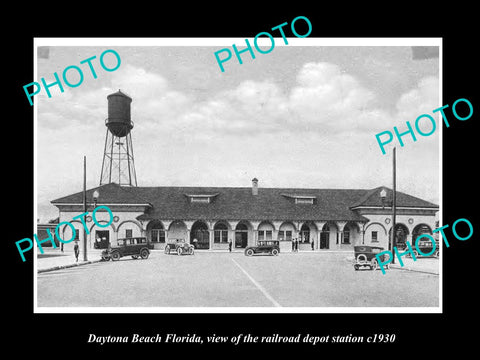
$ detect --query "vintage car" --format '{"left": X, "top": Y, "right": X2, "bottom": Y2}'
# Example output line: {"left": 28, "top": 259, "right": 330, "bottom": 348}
{"left": 101, "top": 237, "right": 153, "bottom": 261}
{"left": 245, "top": 240, "right": 280, "bottom": 256}
{"left": 353, "top": 245, "right": 388, "bottom": 271}
{"left": 164, "top": 239, "right": 195, "bottom": 255}
{"left": 407, "top": 238, "right": 440, "bottom": 258}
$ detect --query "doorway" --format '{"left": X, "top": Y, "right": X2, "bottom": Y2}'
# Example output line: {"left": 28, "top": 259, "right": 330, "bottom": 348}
{"left": 95, "top": 230, "right": 110, "bottom": 249}
{"left": 191, "top": 221, "right": 210, "bottom": 249}
{"left": 320, "top": 232, "right": 329, "bottom": 249}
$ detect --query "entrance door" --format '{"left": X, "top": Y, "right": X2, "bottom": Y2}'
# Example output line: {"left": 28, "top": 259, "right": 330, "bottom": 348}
{"left": 191, "top": 222, "right": 209, "bottom": 249}
{"left": 320, "top": 232, "right": 329, "bottom": 249}
{"left": 235, "top": 231, "right": 248, "bottom": 248}
{"left": 95, "top": 230, "right": 110, "bottom": 249}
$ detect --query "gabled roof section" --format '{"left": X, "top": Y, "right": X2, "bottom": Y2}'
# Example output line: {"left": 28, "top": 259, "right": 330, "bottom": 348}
{"left": 349, "top": 186, "right": 438, "bottom": 209}
{"left": 50, "top": 182, "right": 152, "bottom": 206}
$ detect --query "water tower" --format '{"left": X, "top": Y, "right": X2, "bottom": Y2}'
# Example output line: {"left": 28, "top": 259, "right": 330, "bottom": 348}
{"left": 99, "top": 90, "right": 138, "bottom": 186}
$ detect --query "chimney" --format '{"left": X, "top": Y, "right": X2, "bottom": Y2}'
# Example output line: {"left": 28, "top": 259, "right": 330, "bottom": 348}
{"left": 252, "top": 177, "right": 258, "bottom": 196}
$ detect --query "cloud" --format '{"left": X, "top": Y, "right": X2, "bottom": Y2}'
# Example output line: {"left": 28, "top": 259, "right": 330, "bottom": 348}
{"left": 37, "top": 61, "right": 440, "bottom": 145}
{"left": 176, "top": 62, "right": 383, "bottom": 137}
{"left": 394, "top": 76, "right": 440, "bottom": 121}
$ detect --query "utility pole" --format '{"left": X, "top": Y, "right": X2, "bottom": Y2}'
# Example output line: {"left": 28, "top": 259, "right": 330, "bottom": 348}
{"left": 83, "top": 156, "right": 88, "bottom": 261}
{"left": 391, "top": 147, "right": 397, "bottom": 264}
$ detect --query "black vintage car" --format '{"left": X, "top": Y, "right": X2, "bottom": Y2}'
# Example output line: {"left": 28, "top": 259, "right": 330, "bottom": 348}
{"left": 353, "top": 245, "right": 388, "bottom": 270}
{"left": 245, "top": 240, "right": 280, "bottom": 256}
{"left": 102, "top": 237, "right": 153, "bottom": 261}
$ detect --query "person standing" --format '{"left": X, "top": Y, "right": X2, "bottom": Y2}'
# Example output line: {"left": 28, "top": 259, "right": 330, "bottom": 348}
{"left": 73, "top": 240, "right": 80, "bottom": 262}
{"left": 311, "top": 238, "right": 315, "bottom": 251}
{"left": 228, "top": 239, "right": 232, "bottom": 252}
{"left": 292, "top": 238, "right": 295, "bottom": 252}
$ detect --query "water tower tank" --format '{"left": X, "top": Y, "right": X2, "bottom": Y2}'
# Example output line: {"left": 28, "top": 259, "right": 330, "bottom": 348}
{"left": 105, "top": 90, "right": 133, "bottom": 137}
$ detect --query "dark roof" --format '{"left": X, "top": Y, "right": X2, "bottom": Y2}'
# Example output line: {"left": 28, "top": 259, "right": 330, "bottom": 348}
{"left": 51, "top": 183, "right": 151, "bottom": 205}
{"left": 349, "top": 186, "right": 438, "bottom": 209}
{"left": 51, "top": 183, "right": 438, "bottom": 222}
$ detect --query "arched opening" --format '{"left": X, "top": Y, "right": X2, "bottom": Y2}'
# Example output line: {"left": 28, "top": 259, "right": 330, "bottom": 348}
{"left": 168, "top": 220, "right": 188, "bottom": 242}
{"left": 278, "top": 222, "right": 295, "bottom": 241}
{"left": 412, "top": 223, "right": 433, "bottom": 245}
{"left": 258, "top": 221, "right": 274, "bottom": 242}
{"left": 300, "top": 223, "right": 310, "bottom": 243}
{"left": 388, "top": 223, "right": 410, "bottom": 250}
{"left": 320, "top": 223, "right": 331, "bottom": 249}
{"left": 342, "top": 221, "right": 361, "bottom": 246}
{"left": 147, "top": 220, "right": 165, "bottom": 248}
{"left": 235, "top": 222, "right": 250, "bottom": 248}
{"left": 191, "top": 221, "right": 210, "bottom": 249}
{"left": 214, "top": 222, "right": 229, "bottom": 244}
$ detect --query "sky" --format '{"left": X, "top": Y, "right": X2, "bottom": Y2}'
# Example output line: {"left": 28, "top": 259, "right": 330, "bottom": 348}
{"left": 35, "top": 39, "right": 440, "bottom": 222}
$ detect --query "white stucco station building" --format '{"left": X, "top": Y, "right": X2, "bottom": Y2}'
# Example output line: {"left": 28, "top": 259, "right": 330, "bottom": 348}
{"left": 50, "top": 178, "right": 439, "bottom": 253}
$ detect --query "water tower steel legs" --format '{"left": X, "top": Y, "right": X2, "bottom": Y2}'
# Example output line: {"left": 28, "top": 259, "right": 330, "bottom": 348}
{"left": 99, "top": 125, "right": 137, "bottom": 186}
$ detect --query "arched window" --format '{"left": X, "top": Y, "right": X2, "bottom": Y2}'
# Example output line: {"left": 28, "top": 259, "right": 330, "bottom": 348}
{"left": 149, "top": 221, "right": 165, "bottom": 244}
{"left": 214, "top": 223, "right": 228, "bottom": 243}
{"left": 300, "top": 224, "right": 310, "bottom": 243}
{"left": 258, "top": 222, "right": 274, "bottom": 241}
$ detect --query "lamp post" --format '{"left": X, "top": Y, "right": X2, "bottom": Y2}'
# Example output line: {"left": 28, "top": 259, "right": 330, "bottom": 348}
{"left": 93, "top": 190, "right": 99, "bottom": 208}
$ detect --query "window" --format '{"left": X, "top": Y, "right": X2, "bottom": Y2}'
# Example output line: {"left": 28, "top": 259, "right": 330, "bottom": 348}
{"left": 151, "top": 229, "right": 165, "bottom": 243}
{"left": 125, "top": 229, "right": 132, "bottom": 238}
{"left": 342, "top": 229, "right": 350, "bottom": 244}
{"left": 295, "top": 198, "right": 314, "bottom": 204}
{"left": 258, "top": 230, "right": 272, "bottom": 241}
{"left": 371, "top": 231, "right": 378, "bottom": 243}
{"left": 300, "top": 224, "right": 310, "bottom": 243}
{"left": 278, "top": 230, "right": 292, "bottom": 241}
{"left": 214, "top": 223, "right": 228, "bottom": 243}
{"left": 191, "top": 196, "right": 210, "bottom": 203}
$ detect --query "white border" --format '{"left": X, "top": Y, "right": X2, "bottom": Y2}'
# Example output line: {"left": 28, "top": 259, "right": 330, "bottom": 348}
{"left": 33, "top": 37, "right": 442, "bottom": 314}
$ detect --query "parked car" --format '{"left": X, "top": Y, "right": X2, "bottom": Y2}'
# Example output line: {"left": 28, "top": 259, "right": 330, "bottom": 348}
{"left": 245, "top": 240, "right": 280, "bottom": 256}
{"left": 164, "top": 239, "right": 195, "bottom": 256}
{"left": 101, "top": 237, "right": 153, "bottom": 261}
{"left": 353, "top": 245, "right": 388, "bottom": 271}
{"left": 407, "top": 239, "right": 439, "bottom": 258}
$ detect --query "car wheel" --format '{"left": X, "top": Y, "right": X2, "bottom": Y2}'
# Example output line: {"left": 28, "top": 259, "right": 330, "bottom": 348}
{"left": 413, "top": 250, "right": 419, "bottom": 258}
{"left": 177, "top": 247, "right": 183, "bottom": 256}
{"left": 271, "top": 249, "right": 279, "bottom": 256}
{"left": 164, "top": 246, "right": 170, "bottom": 254}
{"left": 370, "top": 257, "right": 379, "bottom": 270}
{"left": 140, "top": 249, "right": 149, "bottom": 259}
{"left": 111, "top": 251, "right": 121, "bottom": 261}
{"left": 188, "top": 247, "right": 194, "bottom": 255}
{"left": 245, "top": 249, "right": 254, "bottom": 256}
{"left": 140, "top": 249, "right": 150, "bottom": 260}
{"left": 101, "top": 253, "right": 110, "bottom": 261}
{"left": 131, "top": 255, "right": 138, "bottom": 259}
{"left": 435, "top": 250, "right": 439, "bottom": 258}
{"left": 356, "top": 254, "right": 367, "bottom": 264}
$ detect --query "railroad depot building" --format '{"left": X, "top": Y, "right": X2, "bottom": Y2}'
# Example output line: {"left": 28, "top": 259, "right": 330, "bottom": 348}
{"left": 50, "top": 178, "right": 439, "bottom": 253}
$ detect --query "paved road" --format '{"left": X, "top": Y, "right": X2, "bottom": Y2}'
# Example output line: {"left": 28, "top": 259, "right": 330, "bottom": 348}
{"left": 36, "top": 251, "right": 439, "bottom": 309}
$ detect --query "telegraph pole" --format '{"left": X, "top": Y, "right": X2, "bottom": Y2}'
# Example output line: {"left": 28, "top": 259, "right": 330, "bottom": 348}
{"left": 391, "top": 147, "right": 397, "bottom": 264}
{"left": 83, "top": 156, "right": 88, "bottom": 261}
